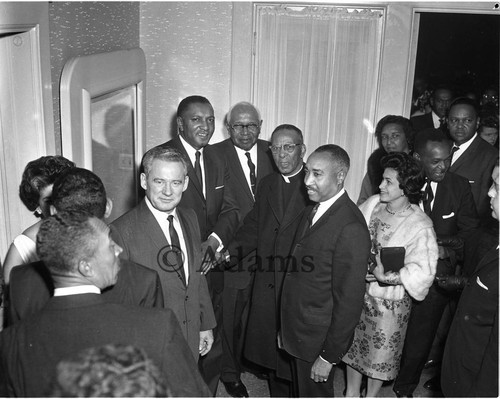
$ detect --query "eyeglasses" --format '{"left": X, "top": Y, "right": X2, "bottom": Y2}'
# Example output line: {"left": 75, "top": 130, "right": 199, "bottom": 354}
{"left": 269, "top": 144, "right": 301, "bottom": 154}
{"left": 231, "top": 123, "right": 260, "bottom": 134}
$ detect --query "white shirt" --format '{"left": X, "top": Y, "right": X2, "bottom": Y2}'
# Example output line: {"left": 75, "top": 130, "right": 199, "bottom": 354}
{"left": 179, "top": 134, "right": 206, "bottom": 197}
{"left": 146, "top": 197, "right": 190, "bottom": 282}
{"left": 234, "top": 144, "right": 258, "bottom": 197}
{"left": 431, "top": 111, "right": 442, "bottom": 128}
{"left": 420, "top": 180, "right": 438, "bottom": 211}
{"left": 54, "top": 285, "right": 100, "bottom": 296}
{"left": 311, "top": 188, "right": 346, "bottom": 226}
{"left": 451, "top": 132, "right": 477, "bottom": 166}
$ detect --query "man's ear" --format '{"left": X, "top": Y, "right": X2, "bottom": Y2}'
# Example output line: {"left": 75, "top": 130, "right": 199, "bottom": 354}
{"left": 104, "top": 198, "right": 113, "bottom": 219}
{"left": 49, "top": 204, "right": 57, "bottom": 215}
{"left": 337, "top": 169, "right": 346, "bottom": 186}
{"left": 177, "top": 116, "right": 184, "bottom": 133}
{"left": 183, "top": 175, "right": 189, "bottom": 192}
{"left": 78, "top": 259, "right": 94, "bottom": 278}
{"left": 140, "top": 173, "right": 147, "bottom": 191}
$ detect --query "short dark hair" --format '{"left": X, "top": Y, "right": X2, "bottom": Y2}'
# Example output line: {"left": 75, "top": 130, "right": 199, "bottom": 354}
{"left": 142, "top": 146, "right": 189, "bottom": 177}
{"left": 177, "top": 95, "right": 212, "bottom": 118}
{"left": 271, "top": 124, "right": 304, "bottom": 143}
{"left": 36, "top": 211, "right": 101, "bottom": 275}
{"left": 314, "top": 144, "right": 350, "bottom": 172}
{"left": 413, "top": 128, "right": 452, "bottom": 155}
{"left": 52, "top": 168, "right": 107, "bottom": 219}
{"left": 19, "top": 156, "right": 75, "bottom": 212}
{"left": 381, "top": 152, "right": 424, "bottom": 204}
{"left": 432, "top": 85, "right": 453, "bottom": 99}
{"left": 375, "top": 115, "right": 415, "bottom": 149}
{"left": 449, "top": 97, "right": 479, "bottom": 117}
{"left": 50, "top": 344, "right": 169, "bottom": 397}
{"left": 479, "top": 112, "right": 499, "bottom": 131}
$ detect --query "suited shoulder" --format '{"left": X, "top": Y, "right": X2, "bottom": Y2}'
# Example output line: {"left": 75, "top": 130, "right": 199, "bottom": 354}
{"left": 475, "top": 136, "right": 499, "bottom": 159}
{"left": 209, "top": 138, "right": 232, "bottom": 152}
{"left": 119, "top": 259, "right": 158, "bottom": 280}
{"left": 111, "top": 201, "right": 143, "bottom": 229}
{"left": 444, "top": 171, "right": 475, "bottom": 188}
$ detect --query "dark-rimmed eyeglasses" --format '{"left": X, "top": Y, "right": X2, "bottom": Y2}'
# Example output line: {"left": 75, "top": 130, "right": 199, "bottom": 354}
{"left": 231, "top": 123, "right": 260, "bottom": 134}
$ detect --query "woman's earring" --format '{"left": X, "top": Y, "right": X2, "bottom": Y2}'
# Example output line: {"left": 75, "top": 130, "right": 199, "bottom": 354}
{"left": 34, "top": 206, "right": 42, "bottom": 217}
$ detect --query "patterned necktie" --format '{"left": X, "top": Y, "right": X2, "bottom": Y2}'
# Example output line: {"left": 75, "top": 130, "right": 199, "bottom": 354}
{"left": 194, "top": 151, "right": 203, "bottom": 188}
{"left": 245, "top": 152, "right": 257, "bottom": 194}
{"left": 423, "top": 182, "right": 434, "bottom": 216}
{"left": 168, "top": 215, "right": 186, "bottom": 283}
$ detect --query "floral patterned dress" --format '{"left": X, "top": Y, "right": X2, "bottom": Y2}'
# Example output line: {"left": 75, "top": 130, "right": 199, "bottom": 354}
{"left": 342, "top": 205, "right": 414, "bottom": 380}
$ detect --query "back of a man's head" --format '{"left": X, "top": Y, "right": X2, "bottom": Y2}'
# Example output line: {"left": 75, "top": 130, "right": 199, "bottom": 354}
{"left": 52, "top": 168, "right": 107, "bottom": 219}
{"left": 36, "top": 211, "right": 100, "bottom": 276}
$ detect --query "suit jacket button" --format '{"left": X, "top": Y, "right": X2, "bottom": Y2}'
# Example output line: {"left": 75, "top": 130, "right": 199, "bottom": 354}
{"left": 183, "top": 320, "right": 186, "bottom": 324}
{"left": 268, "top": 283, "right": 274, "bottom": 289}
{"left": 464, "top": 315, "right": 470, "bottom": 321}
{"left": 274, "top": 228, "right": 278, "bottom": 233}
{"left": 185, "top": 295, "right": 189, "bottom": 301}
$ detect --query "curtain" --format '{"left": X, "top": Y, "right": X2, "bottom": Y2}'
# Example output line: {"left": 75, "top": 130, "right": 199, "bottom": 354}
{"left": 253, "top": 5, "right": 384, "bottom": 200}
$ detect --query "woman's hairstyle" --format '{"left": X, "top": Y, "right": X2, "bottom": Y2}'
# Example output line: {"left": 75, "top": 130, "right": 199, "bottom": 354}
{"left": 19, "top": 156, "right": 75, "bottom": 212}
{"left": 374, "top": 115, "right": 415, "bottom": 150}
{"left": 50, "top": 343, "right": 169, "bottom": 397}
{"left": 381, "top": 152, "right": 424, "bottom": 204}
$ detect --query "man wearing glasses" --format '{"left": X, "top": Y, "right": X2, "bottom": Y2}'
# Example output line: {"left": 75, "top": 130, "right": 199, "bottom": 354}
{"left": 224, "top": 124, "right": 310, "bottom": 396}
{"left": 211, "top": 102, "right": 276, "bottom": 397}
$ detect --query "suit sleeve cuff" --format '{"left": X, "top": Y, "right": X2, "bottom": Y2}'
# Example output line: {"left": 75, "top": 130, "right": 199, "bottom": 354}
{"left": 209, "top": 233, "right": 224, "bottom": 252}
{"left": 319, "top": 355, "right": 335, "bottom": 365}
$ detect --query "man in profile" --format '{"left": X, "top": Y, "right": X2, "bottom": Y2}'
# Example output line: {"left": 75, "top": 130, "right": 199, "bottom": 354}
{"left": 226, "top": 124, "right": 309, "bottom": 397}
{"left": 280, "top": 144, "right": 370, "bottom": 397}
{"left": 0, "top": 212, "right": 210, "bottom": 397}
{"left": 210, "top": 101, "right": 276, "bottom": 397}
{"left": 8, "top": 168, "right": 163, "bottom": 325}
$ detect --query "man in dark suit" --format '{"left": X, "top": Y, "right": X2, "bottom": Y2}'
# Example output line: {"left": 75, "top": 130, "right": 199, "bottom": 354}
{"left": 411, "top": 86, "right": 453, "bottom": 133}
{"left": 112, "top": 146, "right": 216, "bottom": 360}
{"left": 393, "top": 128, "right": 480, "bottom": 397}
{"left": 7, "top": 168, "right": 163, "bottom": 325}
{"left": 210, "top": 102, "right": 276, "bottom": 397}
{"left": 159, "top": 95, "right": 239, "bottom": 394}
{"left": 226, "top": 124, "right": 310, "bottom": 397}
{"left": 0, "top": 211, "right": 210, "bottom": 397}
{"left": 447, "top": 97, "right": 498, "bottom": 225}
{"left": 280, "top": 144, "right": 371, "bottom": 397}
{"left": 441, "top": 162, "right": 499, "bottom": 397}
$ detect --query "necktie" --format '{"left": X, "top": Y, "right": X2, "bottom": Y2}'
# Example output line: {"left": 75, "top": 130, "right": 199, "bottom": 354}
{"left": 245, "top": 152, "right": 257, "bottom": 194}
{"left": 439, "top": 118, "right": 446, "bottom": 129}
{"left": 168, "top": 215, "right": 186, "bottom": 283}
{"left": 194, "top": 151, "right": 203, "bottom": 188}
{"left": 450, "top": 145, "right": 460, "bottom": 163}
{"left": 308, "top": 203, "right": 320, "bottom": 228}
{"left": 423, "top": 182, "right": 434, "bottom": 216}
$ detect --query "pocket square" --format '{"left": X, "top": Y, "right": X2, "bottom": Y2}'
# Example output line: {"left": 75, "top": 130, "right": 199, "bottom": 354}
{"left": 215, "top": 185, "right": 224, "bottom": 190}
{"left": 468, "top": 180, "right": 475, "bottom": 184}
{"left": 442, "top": 212, "right": 455, "bottom": 219}
{"left": 476, "top": 276, "right": 488, "bottom": 290}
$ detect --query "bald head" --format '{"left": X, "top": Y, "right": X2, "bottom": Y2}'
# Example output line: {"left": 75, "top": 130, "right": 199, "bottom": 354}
{"left": 226, "top": 102, "right": 262, "bottom": 151}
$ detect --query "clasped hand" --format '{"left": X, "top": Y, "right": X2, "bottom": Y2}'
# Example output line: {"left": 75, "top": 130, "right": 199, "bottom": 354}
{"left": 310, "top": 356, "right": 333, "bottom": 383}
{"left": 200, "top": 237, "right": 227, "bottom": 275}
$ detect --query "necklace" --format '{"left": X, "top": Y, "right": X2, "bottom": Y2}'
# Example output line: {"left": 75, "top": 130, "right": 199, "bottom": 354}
{"left": 385, "top": 203, "right": 411, "bottom": 215}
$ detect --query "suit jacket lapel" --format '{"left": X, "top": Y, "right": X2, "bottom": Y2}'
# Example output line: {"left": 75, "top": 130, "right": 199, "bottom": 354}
{"left": 301, "top": 193, "right": 348, "bottom": 240}
{"left": 138, "top": 200, "right": 169, "bottom": 252}
{"left": 431, "top": 174, "right": 450, "bottom": 219}
{"left": 450, "top": 136, "right": 480, "bottom": 172}
{"left": 267, "top": 174, "right": 285, "bottom": 222}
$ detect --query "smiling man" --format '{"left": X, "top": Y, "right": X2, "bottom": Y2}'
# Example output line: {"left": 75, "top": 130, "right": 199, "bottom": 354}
{"left": 159, "top": 95, "right": 240, "bottom": 394}
{"left": 280, "top": 144, "right": 370, "bottom": 397}
{"left": 112, "top": 146, "right": 216, "bottom": 361}
{"left": 393, "top": 128, "right": 479, "bottom": 397}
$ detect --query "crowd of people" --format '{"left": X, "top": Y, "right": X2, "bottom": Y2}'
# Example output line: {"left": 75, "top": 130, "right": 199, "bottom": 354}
{"left": 0, "top": 90, "right": 498, "bottom": 397}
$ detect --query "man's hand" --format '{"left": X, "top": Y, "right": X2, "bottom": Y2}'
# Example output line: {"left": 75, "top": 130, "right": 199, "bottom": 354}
{"left": 310, "top": 356, "right": 333, "bottom": 383}
{"left": 200, "top": 237, "right": 219, "bottom": 274}
{"left": 199, "top": 329, "right": 214, "bottom": 356}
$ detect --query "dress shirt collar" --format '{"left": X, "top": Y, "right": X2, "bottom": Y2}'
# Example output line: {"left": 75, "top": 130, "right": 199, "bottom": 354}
{"left": 281, "top": 164, "right": 304, "bottom": 183}
{"left": 54, "top": 285, "right": 101, "bottom": 296}
{"left": 451, "top": 133, "right": 477, "bottom": 165}
{"left": 234, "top": 143, "right": 258, "bottom": 163}
{"left": 311, "top": 188, "right": 345, "bottom": 225}
{"left": 179, "top": 134, "right": 204, "bottom": 164}
{"left": 431, "top": 111, "right": 442, "bottom": 128}
{"left": 145, "top": 196, "right": 178, "bottom": 223}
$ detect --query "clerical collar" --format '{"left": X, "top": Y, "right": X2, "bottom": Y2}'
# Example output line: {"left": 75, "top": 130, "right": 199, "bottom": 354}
{"left": 281, "top": 164, "right": 304, "bottom": 183}
{"left": 54, "top": 285, "right": 101, "bottom": 296}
